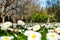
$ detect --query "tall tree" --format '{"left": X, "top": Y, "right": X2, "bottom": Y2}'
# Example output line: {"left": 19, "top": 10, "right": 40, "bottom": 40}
{"left": 19, "top": 0, "right": 40, "bottom": 22}
{"left": 0, "top": 0, "right": 40, "bottom": 23}
{"left": 46, "top": 0, "right": 60, "bottom": 22}
{"left": 0, "top": 0, "right": 18, "bottom": 23}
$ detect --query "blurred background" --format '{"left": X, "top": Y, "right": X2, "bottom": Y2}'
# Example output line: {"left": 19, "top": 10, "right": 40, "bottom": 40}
{"left": 0, "top": 0, "right": 60, "bottom": 23}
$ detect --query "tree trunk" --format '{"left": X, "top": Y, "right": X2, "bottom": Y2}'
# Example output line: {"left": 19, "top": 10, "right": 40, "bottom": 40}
{"left": 8, "top": 15, "right": 10, "bottom": 21}
{"left": 2, "top": 16, "right": 5, "bottom": 23}
{"left": 13, "top": 19, "right": 16, "bottom": 23}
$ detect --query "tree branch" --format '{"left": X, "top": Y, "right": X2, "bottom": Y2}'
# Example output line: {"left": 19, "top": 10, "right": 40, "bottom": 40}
{"left": 6, "top": 7, "right": 18, "bottom": 13}
{"left": 5, "top": 0, "right": 16, "bottom": 8}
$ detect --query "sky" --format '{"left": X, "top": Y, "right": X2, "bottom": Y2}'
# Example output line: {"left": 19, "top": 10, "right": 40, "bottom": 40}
{"left": 37, "top": 0, "right": 47, "bottom": 8}
{"left": 39, "top": 0, "right": 47, "bottom": 8}
{"left": 38, "top": 0, "right": 59, "bottom": 8}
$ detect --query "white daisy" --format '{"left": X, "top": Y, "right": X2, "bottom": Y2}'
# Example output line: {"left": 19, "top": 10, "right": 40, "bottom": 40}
{"left": 54, "top": 27, "right": 60, "bottom": 39}
{"left": 54, "top": 23, "right": 60, "bottom": 26}
{"left": 48, "top": 30, "right": 54, "bottom": 33}
{"left": 27, "top": 27, "right": 33, "bottom": 30}
{"left": 41, "top": 23, "right": 45, "bottom": 27}
{"left": 24, "top": 30, "right": 33, "bottom": 36}
{"left": 58, "top": 35, "right": 60, "bottom": 39}
{"left": 33, "top": 24, "right": 40, "bottom": 31}
{"left": 1, "top": 22, "right": 12, "bottom": 30}
{"left": 3, "top": 22, "right": 12, "bottom": 27}
{"left": 55, "top": 27, "right": 60, "bottom": 33}
{"left": 28, "top": 32, "right": 41, "bottom": 40}
{"left": 47, "top": 32, "right": 58, "bottom": 40}
{"left": 17, "top": 20, "right": 25, "bottom": 26}
{"left": 0, "top": 36, "right": 14, "bottom": 40}
{"left": 45, "top": 23, "right": 52, "bottom": 29}
{"left": 7, "top": 28, "right": 14, "bottom": 31}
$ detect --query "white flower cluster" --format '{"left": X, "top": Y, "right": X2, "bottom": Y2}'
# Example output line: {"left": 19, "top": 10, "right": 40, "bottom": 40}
{"left": 1, "top": 20, "right": 60, "bottom": 40}
{"left": 0, "top": 20, "right": 41, "bottom": 40}
{"left": 0, "top": 20, "right": 25, "bottom": 30}
{"left": 40, "top": 23, "right": 60, "bottom": 29}
{"left": 0, "top": 20, "right": 25, "bottom": 40}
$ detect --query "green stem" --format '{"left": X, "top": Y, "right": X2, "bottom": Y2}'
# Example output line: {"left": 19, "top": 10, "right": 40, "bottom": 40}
{"left": 5, "top": 30, "right": 9, "bottom": 36}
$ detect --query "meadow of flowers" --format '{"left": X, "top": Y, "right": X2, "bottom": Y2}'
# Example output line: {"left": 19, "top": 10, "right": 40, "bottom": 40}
{"left": 0, "top": 20, "right": 60, "bottom": 40}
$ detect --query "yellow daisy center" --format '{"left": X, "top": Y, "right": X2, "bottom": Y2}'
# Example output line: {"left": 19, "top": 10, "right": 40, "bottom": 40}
{"left": 50, "top": 34, "right": 55, "bottom": 38}
{"left": 32, "top": 34, "right": 36, "bottom": 39}
{"left": 4, "top": 37, "right": 9, "bottom": 40}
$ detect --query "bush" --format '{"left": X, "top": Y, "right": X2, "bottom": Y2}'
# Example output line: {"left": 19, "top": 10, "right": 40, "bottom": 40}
{"left": 32, "top": 11, "right": 49, "bottom": 23}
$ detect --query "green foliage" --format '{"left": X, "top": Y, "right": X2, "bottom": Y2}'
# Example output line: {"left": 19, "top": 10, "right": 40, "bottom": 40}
{"left": 32, "top": 11, "right": 49, "bottom": 22}
{"left": 46, "top": 0, "right": 60, "bottom": 22}
{"left": 0, "top": 30, "right": 27, "bottom": 40}
{"left": 50, "top": 16, "right": 56, "bottom": 22}
{"left": 13, "top": 33, "right": 27, "bottom": 40}
{"left": 55, "top": 10, "right": 60, "bottom": 22}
